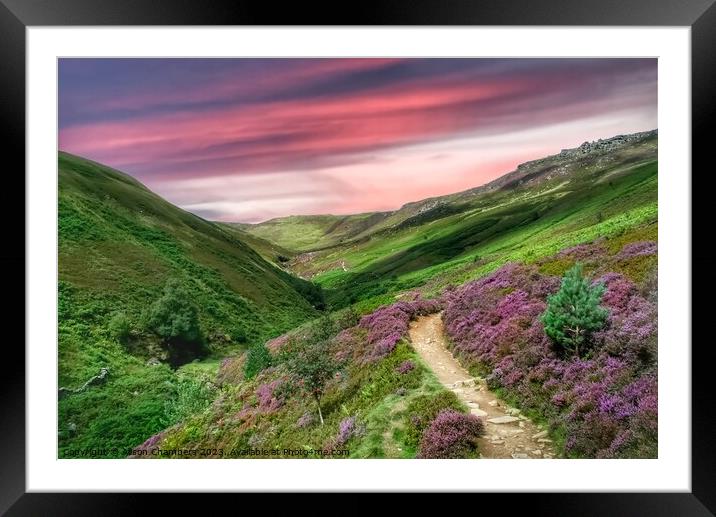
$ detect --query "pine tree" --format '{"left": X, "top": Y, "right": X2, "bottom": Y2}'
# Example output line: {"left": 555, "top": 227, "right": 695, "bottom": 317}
{"left": 541, "top": 263, "right": 608, "bottom": 357}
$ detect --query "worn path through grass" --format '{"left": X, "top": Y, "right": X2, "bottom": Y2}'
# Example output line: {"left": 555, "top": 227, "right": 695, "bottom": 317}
{"left": 408, "top": 313, "right": 556, "bottom": 459}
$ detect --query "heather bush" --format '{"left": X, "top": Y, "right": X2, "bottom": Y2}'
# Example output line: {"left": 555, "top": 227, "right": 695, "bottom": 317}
{"left": 406, "top": 296, "right": 444, "bottom": 316}
{"left": 442, "top": 254, "right": 658, "bottom": 458}
{"left": 594, "top": 273, "right": 657, "bottom": 363}
{"left": 396, "top": 360, "right": 415, "bottom": 374}
{"left": 296, "top": 411, "right": 315, "bottom": 428}
{"left": 255, "top": 378, "right": 286, "bottom": 413}
{"left": 617, "top": 241, "right": 657, "bottom": 259}
{"left": 216, "top": 354, "right": 245, "bottom": 386}
{"left": 541, "top": 263, "right": 608, "bottom": 358}
{"left": 265, "top": 334, "right": 290, "bottom": 355}
{"left": 357, "top": 297, "right": 442, "bottom": 363}
{"left": 404, "top": 391, "right": 464, "bottom": 448}
{"left": 129, "top": 428, "right": 171, "bottom": 457}
{"left": 443, "top": 264, "right": 557, "bottom": 369}
{"left": 334, "top": 415, "right": 366, "bottom": 447}
{"left": 359, "top": 304, "right": 412, "bottom": 362}
{"left": 554, "top": 358, "right": 658, "bottom": 458}
{"left": 331, "top": 327, "right": 370, "bottom": 363}
{"left": 417, "top": 409, "right": 484, "bottom": 459}
{"left": 559, "top": 241, "right": 607, "bottom": 261}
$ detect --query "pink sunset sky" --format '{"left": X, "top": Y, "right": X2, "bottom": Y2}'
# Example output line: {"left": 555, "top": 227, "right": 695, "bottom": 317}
{"left": 59, "top": 58, "right": 657, "bottom": 223}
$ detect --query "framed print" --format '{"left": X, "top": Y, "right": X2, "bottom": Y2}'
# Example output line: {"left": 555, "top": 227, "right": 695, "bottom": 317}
{"left": 4, "top": 0, "right": 714, "bottom": 512}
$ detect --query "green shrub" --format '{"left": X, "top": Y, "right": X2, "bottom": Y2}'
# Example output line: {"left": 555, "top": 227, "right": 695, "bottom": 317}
{"left": 144, "top": 278, "right": 206, "bottom": 366}
{"left": 312, "top": 314, "right": 336, "bottom": 342}
{"left": 108, "top": 311, "right": 131, "bottom": 343}
{"left": 244, "top": 341, "right": 272, "bottom": 380}
{"left": 537, "top": 256, "right": 575, "bottom": 277}
{"left": 230, "top": 326, "right": 248, "bottom": 344}
{"left": 145, "top": 278, "right": 202, "bottom": 344}
{"left": 404, "top": 390, "right": 463, "bottom": 448}
{"left": 335, "top": 307, "right": 360, "bottom": 330}
{"left": 613, "top": 254, "right": 658, "bottom": 284}
{"left": 162, "top": 376, "right": 217, "bottom": 426}
{"left": 541, "top": 263, "right": 608, "bottom": 357}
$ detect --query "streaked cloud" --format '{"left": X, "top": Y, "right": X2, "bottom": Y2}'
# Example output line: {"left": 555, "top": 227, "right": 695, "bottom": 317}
{"left": 59, "top": 58, "right": 657, "bottom": 222}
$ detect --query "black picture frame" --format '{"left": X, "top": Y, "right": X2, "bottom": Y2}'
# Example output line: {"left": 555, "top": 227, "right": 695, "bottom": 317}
{"left": 3, "top": 0, "right": 713, "bottom": 512}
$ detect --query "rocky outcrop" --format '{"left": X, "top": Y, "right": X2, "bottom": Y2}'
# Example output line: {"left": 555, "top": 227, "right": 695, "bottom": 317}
{"left": 556, "top": 129, "right": 657, "bottom": 159}
{"left": 463, "top": 129, "right": 657, "bottom": 195}
{"left": 58, "top": 367, "right": 109, "bottom": 399}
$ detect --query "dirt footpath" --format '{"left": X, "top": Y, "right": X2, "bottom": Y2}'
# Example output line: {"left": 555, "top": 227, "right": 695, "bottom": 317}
{"left": 408, "top": 313, "right": 556, "bottom": 459}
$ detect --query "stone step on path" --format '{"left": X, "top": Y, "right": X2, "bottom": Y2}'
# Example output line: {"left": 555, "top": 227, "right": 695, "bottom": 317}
{"left": 487, "top": 415, "right": 521, "bottom": 424}
{"left": 408, "top": 313, "right": 557, "bottom": 459}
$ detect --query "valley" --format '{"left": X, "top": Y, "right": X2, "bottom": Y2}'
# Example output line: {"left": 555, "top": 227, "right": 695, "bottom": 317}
{"left": 58, "top": 130, "right": 658, "bottom": 459}
{"left": 246, "top": 130, "right": 656, "bottom": 312}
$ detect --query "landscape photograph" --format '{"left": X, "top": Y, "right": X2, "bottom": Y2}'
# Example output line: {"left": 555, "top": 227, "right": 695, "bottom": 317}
{"left": 58, "top": 57, "right": 658, "bottom": 459}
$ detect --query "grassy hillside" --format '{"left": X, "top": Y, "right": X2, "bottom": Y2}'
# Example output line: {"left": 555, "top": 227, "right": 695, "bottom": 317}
{"left": 58, "top": 152, "right": 324, "bottom": 457}
{"left": 135, "top": 222, "right": 657, "bottom": 459}
{"left": 58, "top": 130, "right": 658, "bottom": 459}
{"left": 131, "top": 130, "right": 658, "bottom": 460}
{"left": 131, "top": 298, "right": 470, "bottom": 459}
{"left": 235, "top": 212, "right": 392, "bottom": 252}
{"left": 270, "top": 131, "right": 657, "bottom": 310}
{"left": 217, "top": 222, "right": 298, "bottom": 265}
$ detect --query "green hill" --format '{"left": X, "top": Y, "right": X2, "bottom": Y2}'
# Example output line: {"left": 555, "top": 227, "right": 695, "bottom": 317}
{"left": 242, "top": 131, "right": 656, "bottom": 257}
{"left": 232, "top": 211, "right": 392, "bottom": 252}
{"left": 57, "top": 129, "right": 658, "bottom": 458}
{"left": 58, "top": 152, "right": 324, "bottom": 456}
{"left": 243, "top": 130, "right": 658, "bottom": 310}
